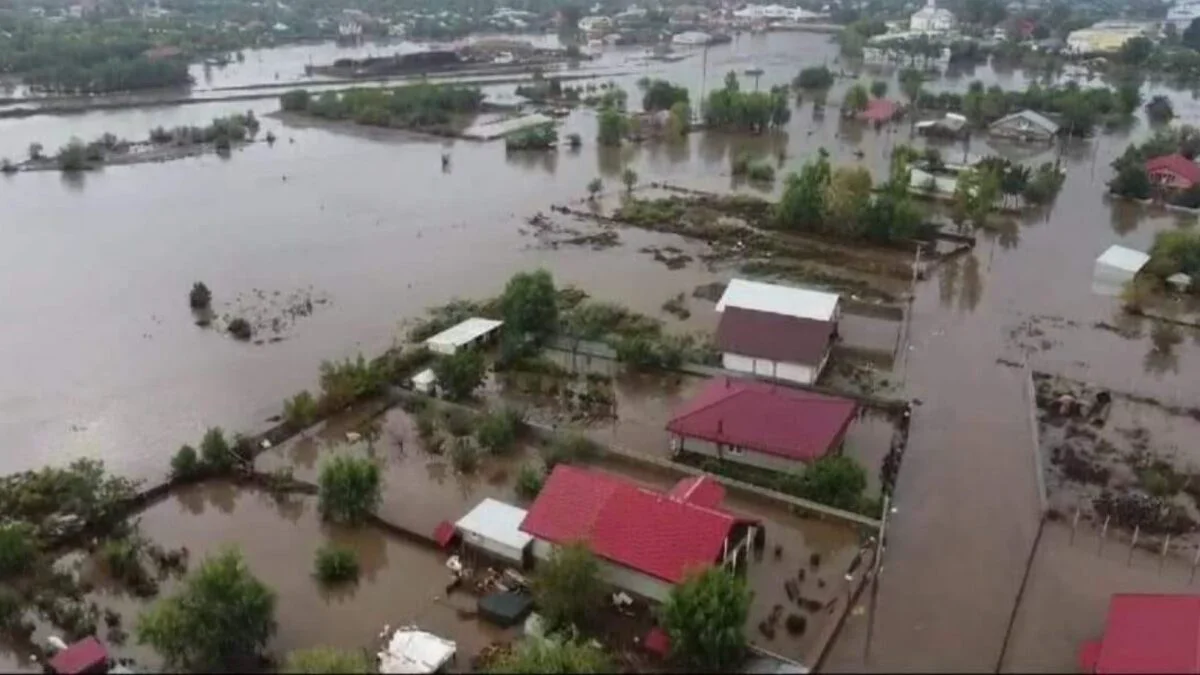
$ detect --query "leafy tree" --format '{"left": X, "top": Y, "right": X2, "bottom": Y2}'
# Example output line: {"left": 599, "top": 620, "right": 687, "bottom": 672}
{"left": 501, "top": 269, "right": 559, "bottom": 345}
{"left": 842, "top": 84, "right": 870, "bottom": 114}
{"left": 227, "top": 318, "right": 253, "bottom": 341}
{"left": 433, "top": 349, "right": 487, "bottom": 401}
{"left": 622, "top": 168, "right": 638, "bottom": 193}
{"left": 189, "top": 282, "right": 212, "bottom": 310}
{"left": 170, "top": 445, "right": 201, "bottom": 479}
{"left": 27, "top": 143, "right": 43, "bottom": 161}
{"left": 283, "top": 647, "right": 373, "bottom": 673}
{"left": 313, "top": 544, "right": 359, "bottom": 584}
{"left": 1115, "top": 79, "right": 1143, "bottom": 116}
{"left": 824, "top": 166, "right": 873, "bottom": 236}
{"left": 567, "top": 132, "right": 583, "bottom": 149}
{"left": 318, "top": 354, "right": 386, "bottom": 411}
{"left": 668, "top": 101, "right": 691, "bottom": 137}
{"left": 56, "top": 139, "right": 91, "bottom": 172}
{"left": 137, "top": 548, "right": 276, "bottom": 672}
{"left": 487, "top": 636, "right": 611, "bottom": 673}
{"left": 1109, "top": 162, "right": 1152, "bottom": 200}
{"left": 870, "top": 80, "right": 888, "bottom": 99}
{"left": 475, "top": 408, "right": 522, "bottom": 454}
{"left": 1146, "top": 95, "right": 1175, "bottom": 124}
{"left": 776, "top": 149, "right": 832, "bottom": 230}
{"left": 279, "top": 89, "right": 311, "bottom": 112}
{"left": 318, "top": 456, "right": 382, "bottom": 525}
{"left": 450, "top": 437, "right": 479, "bottom": 473}
{"left": 1119, "top": 36, "right": 1154, "bottom": 65}
{"left": 531, "top": 542, "right": 604, "bottom": 632}
{"left": 515, "top": 463, "right": 546, "bottom": 500}
{"left": 587, "top": 177, "right": 604, "bottom": 200}
{"left": 200, "top": 427, "right": 236, "bottom": 473}
{"left": 793, "top": 66, "right": 834, "bottom": 90}
{"left": 797, "top": 456, "right": 868, "bottom": 511}
{"left": 597, "top": 107, "right": 626, "bottom": 146}
{"left": 661, "top": 566, "right": 752, "bottom": 670}
{"left": 0, "top": 523, "right": 36, "bottom": 579}
{"left": 283, "top": 390, "right": 318, "bottom": 433}
{"left": 899, "top": 68, "right": 924, "bottom": 110}
{"left": 641, "top": 79, "right": 689, "bottom": 112}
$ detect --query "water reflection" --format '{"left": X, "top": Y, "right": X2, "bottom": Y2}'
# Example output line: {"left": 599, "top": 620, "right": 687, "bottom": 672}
{"left": 1144, "top": 321, "right": 1183, "bottom": 376}
{"left": 60, "top": 170, "right": 86, "bottom": 191}
{"left": 1109, "top": 200, "right": 1142, "bottom": 235}
{"left": 504, "top": 149, "right": 558, "bottom": 175}
{"left": 958, "top": 252, "right": 983, "bottom": 312}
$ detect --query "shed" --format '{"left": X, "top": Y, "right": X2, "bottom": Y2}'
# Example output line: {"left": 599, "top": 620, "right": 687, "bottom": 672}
{"left": 478, "top": 590, "right": 535, "bottom": 628}
{"left": 378, "top": 627, "right": 457, "bottom": 674}
{"left": 1169, "top": 272, "right": 1194, "bottom": 292}
{"left": 412, "top": 368, "right": 437, "bottom": 394}
{"left": 48, "top": 637, "right": 108, "bottom": 675}
{"left": 1093, "top": 245, "right": 1150, "bottom": 296}
{"left": 455, "top": 498, "right": 533, "bottom": 564}
{"left": 424, "top": 318, "right": 504, "bottom": 355}
{"left": 716, "top": 278, "right": 839, "bottom": 322}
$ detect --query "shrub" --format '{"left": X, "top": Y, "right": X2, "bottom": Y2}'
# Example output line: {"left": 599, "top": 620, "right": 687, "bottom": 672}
{"left": 228, "top": 318, "right": 252, "bottom": 340}
{"left": 0, "top": 523, "right": 36, "bottom": 579}
{"left": 567, "top": 132, "right": 582, "bottom": 149}
{"left": 102, "top": 538, "right": 156, "bottom": 595}
{"left": 432, "top": 349, "right": 487, "bottom": 401}
{"left": 475, "top": 408, "right": 522, "bottom": 454}
{"left": 531, "top": 542, "right": 604, "bottom": 632}
{"left": 415, "top": 406, "right": 438, "bottom": 439}
{"left": 541, "top": 433, "right": 600, "bottom": 470}
{"left": 662, "top": 566, "right": 751, "bottom": 669}
{"left": 313, "top": 544, "right": 359, "bottom": 584}
{"left": 515, "top": 463, "right": 546, "bottom": 500}
{"left": 200, "top": 427, "right": 236, "bottom": 473}
{"left": 189, "top": 282, "right": 212, "bottom": 310}
{"left": 283, "top": 647, "right": 374, "bottom": 673}
{"left": 170, "top": 445, "right": 201, "bottom": 479}
{"left": 450, "top": 438, "right": 479, "bottom": 474}
{"left": 318, "top": 354, "right": 386, "bottom": 412}
{"left": 318, "top": 456, "right": 382, "bottom": 525}
{"left": 442, "top": 407, "right": 476, "bottom": 437}
{"left": 747, "top": 162, "right": 776, "bottom": 183}
{"left": 57, "top": 139, "right": 91, "bottom": 172}
{"left": 283, "top": 390, "right": 318, "bottom": 432}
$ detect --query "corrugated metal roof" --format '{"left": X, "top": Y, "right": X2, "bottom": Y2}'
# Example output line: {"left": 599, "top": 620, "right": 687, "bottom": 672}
{"left": 1084, "top": 594, "right": 1200, "bottom": 674}
{"left": 455, "top": 498, "right": 533, "bottom": 552}
{"left": 990, "top": 109, "right": 1060, "bottom": 135}
{"left": 424, "top": 317, "right": 503, "bottom": 353}
{"left": 716, "top": 279, "right": 839, "bottom": 321}
{"left": 1096, "top": 245, "right": 1150, "bottom": 274}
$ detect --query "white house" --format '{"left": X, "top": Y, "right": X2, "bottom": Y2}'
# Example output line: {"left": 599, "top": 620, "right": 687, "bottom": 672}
{"left": 714, "top": 279, "right": 840, "bottom": 386}
{"left": 520, "top": 465, "right": 756, "bottom": 603}
{"left": 910, "top": 0, "right": 956, "bottom": 33}
{"left": 1093, "top": 245, "right": 1150, "bottom": 297}
{"left": 454, "top": 498, "right": 533, "bottom": 565}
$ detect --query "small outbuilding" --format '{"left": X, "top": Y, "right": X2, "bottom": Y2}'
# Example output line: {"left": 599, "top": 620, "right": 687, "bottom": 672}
{"left": 378, "top": 627, "right": 457, "bottom": 674}
{"left": 454, "top": 498, "right": 533, "bottom": 565}
{"left": 988, "top": 109, "right": 1059, "bottom": 143}
{"left": 1093, "top": 244, "right": 1150, "bottom": 297}
{"left": 424, "top": 318, "right": 504, "bottom": 356}
{"left": 412, "top": 368, "right": 437, "bottom": 394}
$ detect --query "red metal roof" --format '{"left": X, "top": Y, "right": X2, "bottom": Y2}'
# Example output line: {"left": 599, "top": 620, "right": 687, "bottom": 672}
{"left": 1146, "top": 154, "right": 1200, "bottom": 186}
{"left": 716, "top": 306, "right": 835, "bottom": 367}
{"left": 858, "top": 98, "right": 899, "bottom": 123}
{"left": 433, "top": 520, "right": 457, "bottom": 548}
{"left": 519, "top": 465, "right": 735, "bottom": 584}
{"left": 48, "top": 637, "right": 107, "bottom": 675}
{"left": 1083, "top": 594, "right": 1200, "bottom": 673}
{"left": 667, "top": 376, "right": 857, "bottom": 462}
{"left": 667, "top": 476, "right": 725, "bottom": 509}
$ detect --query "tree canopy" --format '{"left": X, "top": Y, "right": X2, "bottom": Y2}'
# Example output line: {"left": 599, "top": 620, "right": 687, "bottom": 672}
{"left": 531, "top": 542, "right": 605, "bottom": 632}
{"left": 641, "top": 79, "right": 689, "bottom": 112}
{"left": 318, "top": 456, "right": 382, "bottom": 525}
{"left": 137, "top": 548, "right": 276, "bottom": 672}
{"left": 500, "top": 269, "right": 559, "bottom": 344}
{"left": 486, "top": 636, "right": 611, "bottom": 673}
{"left": 283, "top": 647, "right": 374, "bottom": 673}
{"left": 661, "top": 566, "right": 752, "bottom": 670}
{"left": 704, "top": 74, "right": 790, "bottom": 133}
{"left": 433, "top": 349, "right": 487, "bottom": 401}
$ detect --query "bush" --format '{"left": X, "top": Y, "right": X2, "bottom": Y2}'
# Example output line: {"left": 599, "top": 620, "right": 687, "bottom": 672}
{"left": 283, "top": 390, "right": 318, "bottom": 432}
{"left": 318, "top": 456, "right": 382, "bottom": 525}
{"left": 541, "top": 433, "right": 600, "bottom": 470}
{"left": 189, "top": 282, "right": 211, "bottom": 310}
{"left": 228, "top": 318, "right": 253, "bottom": 340}
{"left": 475, "top": 408, "right": 522, "bottom": 454}
{"left": 170, "top": 445, "right": 201, "bottom": 479}
{"left": 102, "top": 538, "right": 156, "bottom": 595}
{"left": 200, "top": 427, "right": 236, "bottom": 473}
{"left": 793, "top": 66, "right": 834, "bottom": 90}
{"left": 318, "top": 354, "right": 386, "bottom": 412}
{"left": 567, "top": 133, "right": 582, "bottom": 149}
{"left": 283, "top": 647, "right": 374, "bottom": 673}
{"left": 663, "top": 566, "right": 751, "bottom": 669}
{"left": 0, "top": 523, "right": 36, "bottom": 579}
{"left": 313, "top": 544, "right": 359, "bottom": 584}
{"left": 531, "top": 542, "right": 604, "bottom": 632}
{"left": 795, "top": 455, "right": 868, "bottom": 512}
{"left": 56, "top": 139, "right": 91, "bottom": 172}
{"left": 730, "top": 152, "right": 751, "bottom": 177}
{"left": 442, "top": 407, "right": 476, "bottom": 437}
{"left": 486, "top": 636, "right": 611, "bottom": 673}
{"left": 450, "top": 438, "right": 479, "bottom": 474}
{"left": 415, "top": 406, "right": 438, "bottom": 439}
{"left": 515, "top": 463, "right": 546, "bottom": 500}
{"left": 747, "top": 162, "right": 776, "bottom": 183}
{"left": 433, "top": 350, "right": 487, "bottom": 401}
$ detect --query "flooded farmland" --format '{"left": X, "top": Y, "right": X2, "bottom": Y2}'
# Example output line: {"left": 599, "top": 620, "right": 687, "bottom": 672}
{"left": 6, "top": 27, "right": 1200, "bottom": 672}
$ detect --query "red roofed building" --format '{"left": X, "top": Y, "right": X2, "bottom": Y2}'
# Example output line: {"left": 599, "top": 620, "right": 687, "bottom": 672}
{"left": 519, "top": 465, "right": 757, "bottom": 602}
{"left": 667, "top": 376, "right": 858, "bottom": 474}
{"left": 1080, "top": 594, "right": 1200, "bottom": 673}
{"left": 1146, "top": 154, "right": 1200, "bottom": 191}
{"left": 48, "top": 637, "right": 108, "bottom": 675}
{"left": 857, "top": 98, "right": 901, "bottom": 124}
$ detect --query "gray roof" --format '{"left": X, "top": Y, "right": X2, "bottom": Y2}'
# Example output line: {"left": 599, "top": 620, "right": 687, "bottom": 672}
{"left": 990, "top": 109, "right": 1060, "bottom": 135}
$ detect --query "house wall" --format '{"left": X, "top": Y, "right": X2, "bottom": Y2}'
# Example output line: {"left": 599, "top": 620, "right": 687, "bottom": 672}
{"left": 530, "top": 539, "right": 675, "bottom": 602}
{"left": 675, "top": 436, "right": 808, "bottom": 474}
{"left": 722, "top": 353, "right": 820, "bottom": 385}
{"left": 990, "top": 119, "right": 1053, "bottom": 142}
{"left": 461, "top": 530, "right": 526, "bottom": 564}
{"left": 1149, "top": 168, "right": 1194, "bottom": 190}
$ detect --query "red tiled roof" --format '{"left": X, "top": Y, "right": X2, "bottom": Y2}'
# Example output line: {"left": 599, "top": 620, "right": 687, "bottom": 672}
{"left": 519, "top": 465, "right": 735, "bottom": 584}
{"left": 667, "top": 476, "right": 725, "bottom": 509}
{"left": 1146, "top": 154, "right": 1200, "bottom": 185}
{"left": 1082, "top": 594, "right": 1200, "bottom": 673}
{"left": 667, "top": 376, "right": 858, "bottom": 462}
{"left": 858, "top": 98, "right": 899, "bottom": 123}
{"left": 48, "top": 637, "right": 107, "bottom": 675}
{"left": 715, "top": 306, "right": 835, "bottom": 366}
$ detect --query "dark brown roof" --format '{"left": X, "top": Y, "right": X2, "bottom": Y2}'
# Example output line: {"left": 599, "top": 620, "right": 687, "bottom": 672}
{"left": 715, "top": 306, "right": 835, "bottom": 366}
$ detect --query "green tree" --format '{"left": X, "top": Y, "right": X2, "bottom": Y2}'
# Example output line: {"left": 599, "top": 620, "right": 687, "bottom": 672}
{"left": 622, "top": 168, "right": 638, "bottom": 193}
{"left": 170, "top": 445, "right": 201, "bottom": 479}
{"left": 501, "top": 269, "right": 559, "bottom": 344}
{"left": 487, "top": 636, "right": 611, "bottom": 673}
{"left": 1185, "top": 17, "right": 1200, "bottom": 50}
{"left": 793, "top": 66, "right": 834, "bottom": 90}
{"left": 27, "top": 143, "right": 43, "bottom": 161}
{"left": 475, "top": 407, "right": 522, "bottom": 454}
{"left": 189, "top": 282, "right": 212, "bottom": 310}
{"left": 279, "top": 89, "right": 311, "bottom": 112}
{"left": 137, "top": 548, "right": 276, "bottom": 672}
{"left": 200, "top": 427, "right": 236, "bottom": 473}
{"left": 661, "top": 566, "right": 752, "bottom": 670}
{"left": 824, "top": 166, "right": 874, "bottom": 237}
{"left": 318, "top": 456, "right": 382, "bottom": 525}
{"left": 531, "top": 542, "right": 604, "bottom": 632}
{"left": 283, "top": 647, "right": 373, "bottom": 673}
{"left": 433, "top": 349, "right": 487, "bottom": 401}
{"left": 587, "top": 177, "right": 604, "bottom": 200}
{"left": 667, "top": 101, "right": 691, "bottom": 137}
{"left": 283, "top": 390, "right": 318, "bottom": 433}
{"left": 1146, "top": 95, "right": 1176, "bottom": 124}
{"left": 313, "top": 544, "right": 359, "bottom": 584}
{"left": 1109, "top": 162, "right": 1152, "bottom": 200}
{"left": 56, "top": 139, "right": 90, "bottom": 172}
{"left": 842, "top": 84, "right": 870, "bottom": 114}
{"left": 597, "top": 107, "right": 626, "bottom": 146}
{"left": 641, "top": 79, "right": 689, "bottom": 112}
{"left": 515, "top": 463, "right": 546, "bottom": 500}
{"left": 870, "top": 80, "right": 888, "bottom": 99}
{"left": 899, "top": 68, "right": 924, "bottom": 110}
{"left": 776, "top": 148, "right": 832, "bottom": 230}
{"left": 797, "top": 455, "right": 868, "bottom": 511}
{"left": 0, "top": 523, "right": 35, "bottom": 579}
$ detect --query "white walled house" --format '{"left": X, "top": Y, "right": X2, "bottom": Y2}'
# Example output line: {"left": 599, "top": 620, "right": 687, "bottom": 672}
{"left": 910, "top": 0, "right": 955, "bottom": 33}
{"left": 520, "top": 466, "right": 757, "bottom": 604}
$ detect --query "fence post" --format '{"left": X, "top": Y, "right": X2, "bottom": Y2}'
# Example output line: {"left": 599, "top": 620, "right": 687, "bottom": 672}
{"left": 1128, "top": 525, "right": 1140, "bottom": 567}
{"left": 1070, "top": 508, "right": 1080, "bottom": 546}
{"left": 1161, "top": 535, "right": 1171, "bottom": 575}
{"left": 1098, "top": 515, "right": 1110, "bottom": 555}
{"left": 1191, "top": 546, "right": 1200, "bottom": 584}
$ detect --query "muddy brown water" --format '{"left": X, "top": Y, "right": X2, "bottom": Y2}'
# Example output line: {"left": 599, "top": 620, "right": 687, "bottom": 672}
{"left": 6, "top": 31, "right": 1200, "bottom": 672}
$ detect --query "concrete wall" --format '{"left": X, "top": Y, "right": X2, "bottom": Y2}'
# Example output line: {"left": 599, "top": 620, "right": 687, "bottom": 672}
{"left": 722, "top": 352, "right": 819, "bottom": 385}
{"left": 676, "top": 435, "right": 807, "bottom": 475}
{"left": 531, "top": 539, "right": 674, "bottom": 603}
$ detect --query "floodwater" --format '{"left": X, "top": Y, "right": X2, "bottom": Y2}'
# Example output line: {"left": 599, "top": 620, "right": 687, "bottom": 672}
{"left": 5, "top": 29, "right": 1200, "bottom": 672}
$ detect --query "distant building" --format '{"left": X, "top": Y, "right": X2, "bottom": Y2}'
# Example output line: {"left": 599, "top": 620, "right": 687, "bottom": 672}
{"left": 1145, "top": 153, "right": 1200, "bottom": 190}
{"left": 1168, "top": 0, "right": 1200, "bottom": 29}
{"left": 338, "top": 20, "right": 363, "bottom": 37}
{"left": 1079, "top": 594, "right": 1200, "bottom": 673}
{"left": 715, "top": 279, "right": 841, "bottom": 385}
{"left": 988, "top": 109, "right": 1059, "bottom": 142}
{"left": 909, "top": 0, "right": 955, "bottom": 33}
{"left": 857, "top": 97, "right": 902, "bottom": 124}
{"left": 672, "top": 30, "right": 714, "bottom": 45}
{"left": 1066, "top": 22, "right": 1155, "bottom": 54}
{"left": 667, "top": 376, "right": 859, "bottom": 474}
{"left": 1093, "top": 245, "right": 1150, "bottom": 297}
{"left": 520, "top": 465, "right": 758, "bottom": 603}
{"left": 577, "top": 15, "right": 613, "bottom": 33}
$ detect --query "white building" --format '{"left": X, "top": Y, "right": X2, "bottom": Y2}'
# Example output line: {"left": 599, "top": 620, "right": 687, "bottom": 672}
{"left": 454, "top": 498, "right": 533, "bottom": 565}
{"left": 338, "top": 20, "right": 363, "bottom": 37}
{"left": 1169, "top": 0, "right": 1200, "bottom": 29}
{"left": 909, "top": 0, "right": 956, "bottom": 33}
{"left": 732, "top": 4, "right": 825, "bottom": 21}
{"left": 423, "top": 317, "right": 504, "bottom": 355}
{"left": 1093, "top": 245, "right": 1150, "bottom": 297}
{"left": 577, "top": 15, "right": 613, "bottom": 33}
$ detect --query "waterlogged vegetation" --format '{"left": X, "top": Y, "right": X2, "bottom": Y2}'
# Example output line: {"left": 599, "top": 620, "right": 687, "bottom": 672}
{"left": 279, "top": 84, "right": 485, "bottom": 135}
{"left": 917, "top": 80, "right": 1141, "bottom": 136}
{"left": 1110, "top": 125, "right": 1200, "bottom": 205}
{"left": 704, "top": 72, "right": 791, "bottom": 134}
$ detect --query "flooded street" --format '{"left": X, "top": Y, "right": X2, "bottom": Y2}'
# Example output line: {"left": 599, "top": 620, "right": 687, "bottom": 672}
{"left": 5, "top": 29, "right": 1200, "bottom": 671}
